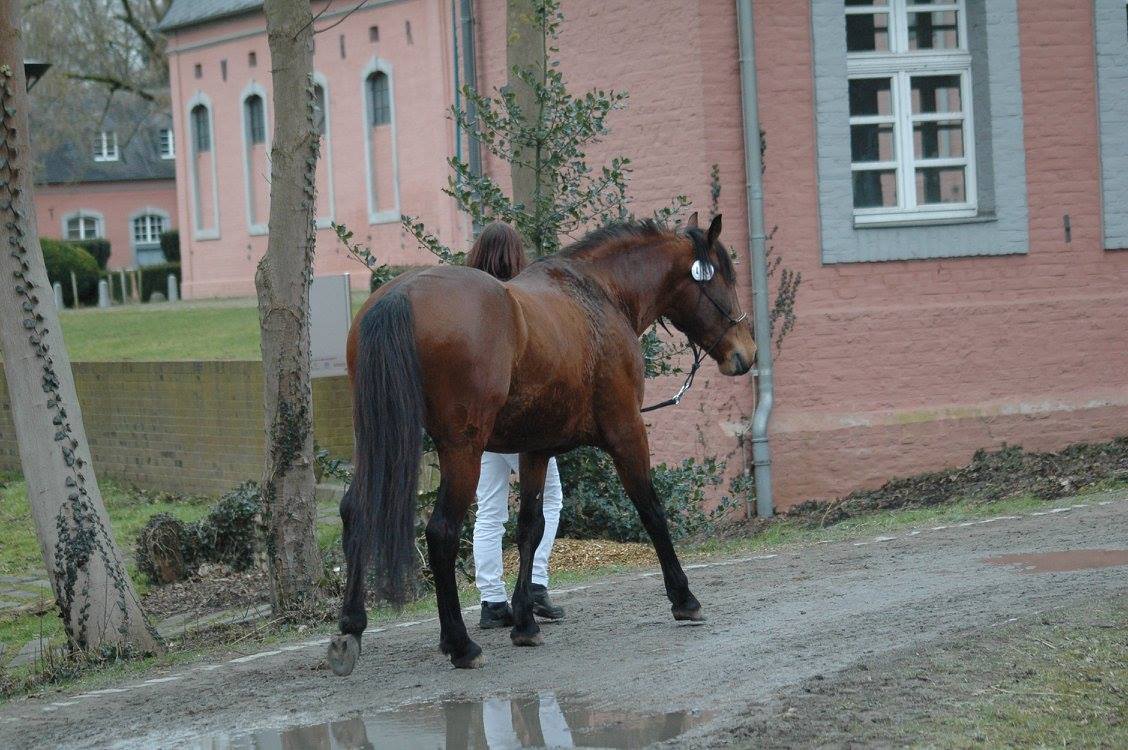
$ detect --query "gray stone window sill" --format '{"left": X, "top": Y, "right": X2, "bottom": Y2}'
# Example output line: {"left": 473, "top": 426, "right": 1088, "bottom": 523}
{"left": 853, "top": 212, "right": 998, "bottom": 230}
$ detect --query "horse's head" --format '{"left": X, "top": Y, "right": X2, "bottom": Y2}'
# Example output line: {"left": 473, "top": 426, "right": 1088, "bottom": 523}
{"left": 665, "top": 212, "right": 756, "bottom": 376}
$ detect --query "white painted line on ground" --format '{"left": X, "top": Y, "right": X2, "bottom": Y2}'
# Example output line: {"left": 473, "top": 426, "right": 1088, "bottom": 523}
{"left": 30, "top": 497, "right": 1123, "bottom": 709}
{"left": 228, "top": 650, "right": 282, "bottom": 664}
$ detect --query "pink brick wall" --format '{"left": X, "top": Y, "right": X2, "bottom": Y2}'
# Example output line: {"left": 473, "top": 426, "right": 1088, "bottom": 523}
{"left": 161, "top": 0, "right": 1128, "bottom": 509}
{"left": 34, "top": 179, "right": 178, "bottom": 269}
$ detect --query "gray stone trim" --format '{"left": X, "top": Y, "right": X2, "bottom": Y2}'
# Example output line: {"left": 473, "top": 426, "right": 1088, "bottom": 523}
{"left": 1094, "top": 0, "right": 1128, "bottom": 251}
{"left": 811, "top": 0, "right": 1029, "bottom": 263}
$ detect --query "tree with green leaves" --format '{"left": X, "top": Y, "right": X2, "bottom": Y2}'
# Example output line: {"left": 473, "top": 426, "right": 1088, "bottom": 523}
{"left": 402, "top": 0, "right": 686, "bottom": 263}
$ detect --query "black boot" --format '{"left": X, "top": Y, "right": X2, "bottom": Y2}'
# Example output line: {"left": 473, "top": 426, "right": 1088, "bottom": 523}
{"left": 479, "top": 600, "right": 514, "bottom": 629}
{"left": 530, "top": 584, "right": 564, "bottom": 620}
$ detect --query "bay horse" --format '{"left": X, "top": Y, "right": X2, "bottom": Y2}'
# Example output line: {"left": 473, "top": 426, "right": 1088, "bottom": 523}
{"left": 329, "top": 212, "right": 754, "bottom": 675}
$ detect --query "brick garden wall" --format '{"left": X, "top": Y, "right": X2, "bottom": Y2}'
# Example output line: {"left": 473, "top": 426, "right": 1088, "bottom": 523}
{"left": 0, "top": 362, "right": 353, "bottom": 496}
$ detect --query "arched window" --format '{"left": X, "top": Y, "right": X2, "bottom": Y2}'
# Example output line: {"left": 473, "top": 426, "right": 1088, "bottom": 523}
{"left": 63, "top": 210, "right": 103, "bottom": 240}
{"left": 131, "top": 210, "right": 170, "bottom": 266}
{"left": 244, "top": 94, "right": 266, "bottom": 144}
{"left": 362, "top": 63, "right": 399, "bottom": 223}
{"left": 241, "top": 85, "right": 270, "bottom": 233}
{"left": 367, "top": 72, "right": 391, "bottom": 127}
{"left": 187, "top": 96, "right": 219, "bottom": 238}
{"left": 191, "top": 104, "right": 210, "bottom": 153}
{"left": 312, "top": 78, "right": 335, "bottom": 227}
{"left": 313, "top": 84, "right": 327, "bottom": 135}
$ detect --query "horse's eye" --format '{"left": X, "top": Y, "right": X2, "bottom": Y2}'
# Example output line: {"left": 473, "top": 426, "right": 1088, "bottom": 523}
{"left": 691, "top": 260, "right": 715, "bottom": 282}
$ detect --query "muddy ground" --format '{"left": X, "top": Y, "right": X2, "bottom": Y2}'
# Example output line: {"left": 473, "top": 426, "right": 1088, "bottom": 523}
{"left": 0, "top": 492, "right": 1125, "bottom": 749}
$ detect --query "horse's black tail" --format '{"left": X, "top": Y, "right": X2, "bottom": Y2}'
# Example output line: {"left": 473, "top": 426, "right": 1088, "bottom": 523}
{"left": 341, "top": 291, "right": 424, "bottom": 620}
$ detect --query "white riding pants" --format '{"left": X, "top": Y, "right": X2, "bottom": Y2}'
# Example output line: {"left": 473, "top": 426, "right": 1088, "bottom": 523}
{"left": 473, "top": 452, "right": 563, "bottom": 603}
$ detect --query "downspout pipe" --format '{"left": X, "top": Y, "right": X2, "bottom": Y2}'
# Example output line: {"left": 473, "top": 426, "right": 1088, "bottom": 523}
{"left": 459, "top": 0, "right": 483, "bottom": 233}
{"left": 736, "top": 0, "right": 774, "bottom": 518}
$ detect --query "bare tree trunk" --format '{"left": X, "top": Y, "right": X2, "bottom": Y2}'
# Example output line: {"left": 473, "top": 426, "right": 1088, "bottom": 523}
{"left": 506, "top": 0, "right": 549, "bottom": 255}
{"left": 0, "top": 2, "right": 160, "bottom": 654}
{"left": 257, "top": 0, "right": 321, "bottom": 610}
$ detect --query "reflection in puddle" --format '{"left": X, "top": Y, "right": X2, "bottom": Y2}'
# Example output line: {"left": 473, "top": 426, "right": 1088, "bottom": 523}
{"left": 985, "top": 549, "right": 1128, "bottom": 573}
{"left": 191, "top": 693, "right": 711, "bottom": 749}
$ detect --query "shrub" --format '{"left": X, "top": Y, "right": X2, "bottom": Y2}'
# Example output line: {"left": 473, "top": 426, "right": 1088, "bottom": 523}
{"left": 40, "top": 238, "right": 99, "bottom": 307}
{"left": 138, "top": 262, "right": 180, "bottom": 302}
{"left": 159, "top": 229, "right": 180, "bottom": 263}
{"left": 556, "top": 447, "right": 735, "bottom": 543}
{"left": 72, "top": 238, "right": 111, "bottom": 269}
{"left": 135, "top": 482, "right": 263, "bottom": 585}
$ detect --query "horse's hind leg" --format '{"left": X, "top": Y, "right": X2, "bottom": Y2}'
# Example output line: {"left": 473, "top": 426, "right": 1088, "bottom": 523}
{"left": 604, "top": 419, "right": 704, "bottom": 622}
{"left": 429, "top": 447, "right": 484, "bottom": 668}
{"left": 510, "top": 453, "right": 549, "bottom": 647}
{"left": 330, "top": 485, "right": 367, "bottom": 675}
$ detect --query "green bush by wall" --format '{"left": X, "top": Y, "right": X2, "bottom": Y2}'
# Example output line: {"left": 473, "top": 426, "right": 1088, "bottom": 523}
{"left": 72, "top": 238, "right": 112, "bottom": 269}
{"left": 40, "top": 238, "right": 100, "bottom": 307}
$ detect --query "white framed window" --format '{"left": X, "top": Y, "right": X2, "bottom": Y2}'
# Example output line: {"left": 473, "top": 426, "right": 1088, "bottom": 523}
{"left": 846, "top": 0, "right": 976, "bottom": 224}
{"left": 63, "top": 210, "right": 103, "bottom": 240}
{"left": 159, "top": 128, "right": 175, "bottom": 159}
{"left": 93, "top": 130, "right": 119, "bottom": 162}
{"left": 132, "top": 214, "right": 165, "bottom": 244}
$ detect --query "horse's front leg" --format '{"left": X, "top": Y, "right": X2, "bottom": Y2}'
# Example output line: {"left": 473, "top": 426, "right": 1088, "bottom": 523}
{"left": 604, "top": 418, "right": 703, "bottom": 622}
{"left": 510, "top": 452, "right": 550, "bottom": 646}
{"left": 428, "top": 447, "right": 485, "bottom": 668}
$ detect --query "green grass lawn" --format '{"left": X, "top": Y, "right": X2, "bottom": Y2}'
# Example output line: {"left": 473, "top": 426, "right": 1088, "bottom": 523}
{"left": 0, "top": 291, "right": 370, "bottom": 363}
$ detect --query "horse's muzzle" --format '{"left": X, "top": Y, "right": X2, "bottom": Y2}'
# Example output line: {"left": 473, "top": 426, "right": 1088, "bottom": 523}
{"left": 720, "top": 350, "right": 754, "bottom": 376}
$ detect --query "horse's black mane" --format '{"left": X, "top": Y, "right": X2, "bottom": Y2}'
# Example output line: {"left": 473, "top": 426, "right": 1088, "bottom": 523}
{"left": 559, "top": 220, "right": 667, "bottom": 257}
{"left": 555, "top": 219, "right": 735, "bottom": 284}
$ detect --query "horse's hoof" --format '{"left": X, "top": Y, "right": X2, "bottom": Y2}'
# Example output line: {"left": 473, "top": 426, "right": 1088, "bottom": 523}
{"left": 673, "top": 606, "right": 706, "bottom": 624}
{"left": 450, "top": 641, "right": 484, "bottom": 669}
{"left": 327, "top": 634, "right": 361, "bottom": 676}
{"left": 510, "top": 630, "right": 544, "bottom": 647}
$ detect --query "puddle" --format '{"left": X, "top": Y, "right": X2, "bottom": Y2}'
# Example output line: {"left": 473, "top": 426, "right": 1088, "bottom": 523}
{"left": 985, "top": 549, "right": 1128, "bottom": 574}
{"left": 188, "top": 692, "right": 712, "bottom": 749}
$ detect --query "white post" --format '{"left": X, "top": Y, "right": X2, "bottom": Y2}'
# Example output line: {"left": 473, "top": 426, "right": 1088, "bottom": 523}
{"left": 97, "top": 279, "right": 109, "bottom": 308}
{"left": 167, "top": 273, "right": 179, "bottom": 302}
{"left": 52, "top": 281, "right": 63, "bottom": 309}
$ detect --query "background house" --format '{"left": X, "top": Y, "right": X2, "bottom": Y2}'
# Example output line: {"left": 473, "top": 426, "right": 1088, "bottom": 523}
{"left": 33, "top": 111, "right": 178, "bottom": 269}
{"left": 158, "top": 0, "right": 1128, "bottom": 509}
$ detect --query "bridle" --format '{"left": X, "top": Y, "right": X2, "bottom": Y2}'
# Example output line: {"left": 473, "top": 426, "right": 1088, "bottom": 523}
{"left": 640, "top": 273, "right": 748, "bottom": 413}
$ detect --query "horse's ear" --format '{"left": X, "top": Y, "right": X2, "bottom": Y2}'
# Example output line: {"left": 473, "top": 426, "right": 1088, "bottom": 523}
{"left": 686, "top": 211, "right": 699, "bottom": 229}
{"left": 707, "top": 214, "right": 722, "bottom": 245}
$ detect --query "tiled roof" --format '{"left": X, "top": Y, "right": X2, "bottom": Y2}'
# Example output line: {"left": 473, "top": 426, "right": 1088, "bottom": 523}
{"left": 35, "top": 119, "right": 176, "bottom": 186}
{"left": 159, "top": 0, "right": 264, "bottom": 31}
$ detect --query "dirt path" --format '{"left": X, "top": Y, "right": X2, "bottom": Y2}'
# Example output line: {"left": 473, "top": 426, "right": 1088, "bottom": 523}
{"left": 2, "top": 493, "right": 1125, "bottom": 749}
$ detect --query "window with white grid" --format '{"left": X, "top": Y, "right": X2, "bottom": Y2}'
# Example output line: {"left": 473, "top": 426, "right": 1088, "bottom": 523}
{"left": 132, "top": 214, "right": 165, "bottom": 245}
{"left": 846, "top": 0, "right": 976, "bottom": 223}
{"left": 159, "top": 128, "right": 175, "bottom": 159}
{"left": 65, "top": 212, "right": 102, "bottom": 240}
{"left": 93, "top": 130, "right": 119, "bottom": 162}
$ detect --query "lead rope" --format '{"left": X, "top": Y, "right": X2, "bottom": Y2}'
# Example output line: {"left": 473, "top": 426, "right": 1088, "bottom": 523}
{"left": 641, "top": 341, "right": 704, "bottom": 413}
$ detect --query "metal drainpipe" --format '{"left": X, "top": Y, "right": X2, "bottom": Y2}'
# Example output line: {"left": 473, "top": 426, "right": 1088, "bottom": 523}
{"left": 736, "top": 0, "right": 774, "bottom": 518}
{"left": 460, "top": 0, "right": 483, "bottom": 236}
{"left": 451, "top": 0, "right": 462, "bottom": 168}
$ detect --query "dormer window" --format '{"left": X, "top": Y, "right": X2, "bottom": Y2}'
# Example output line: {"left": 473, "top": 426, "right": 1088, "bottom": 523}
{"left": 159, "top": 128, "right": 175, "bottom": 159}
{"left": 93, "top": 130, "right": 118, "bottom": 162}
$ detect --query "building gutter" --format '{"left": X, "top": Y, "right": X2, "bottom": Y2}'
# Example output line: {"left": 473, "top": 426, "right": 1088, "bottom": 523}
{"left": 459, "top": 0, "right": 483, "bottom": 187}
{"left": 736, "top": 0, "right": 774, "bottom": 518}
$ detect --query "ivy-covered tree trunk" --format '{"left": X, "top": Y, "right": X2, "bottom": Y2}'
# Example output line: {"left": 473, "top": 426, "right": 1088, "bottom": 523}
{"left": 506, "top": 0, "right": 549, "bottom": 255}
{"left": 256, "top": 0, "right": 321, "bottom": 609}
{"left": 0, "top": 4, "right": 160, "bottom": 654}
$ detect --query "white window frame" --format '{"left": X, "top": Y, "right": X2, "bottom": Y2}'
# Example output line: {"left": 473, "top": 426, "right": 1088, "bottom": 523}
{"left": 132, "top": 213, "right": 165, "bottom": 244}
{"left": 62, "top": 210, "right": 104, "bottom": 240}
{"left": 93, "top": 130, "right": 119, "bottom": 162}
{"left": 360, "top": 57, "right": 401, "bottom": 225}
{"left": 186, "top": 91, "right": 220, "bottom": 241}
{"left": 159, "top": 128, "right": 175, "bottom": 160}
{"left": 846, "top": 0, "right": 977, "bottom": 225}
{"left": 239, "top": 81, "right": 271, "bottom": 236}
{"left": 313, "top": 71, "right": 337, "bottom": 229}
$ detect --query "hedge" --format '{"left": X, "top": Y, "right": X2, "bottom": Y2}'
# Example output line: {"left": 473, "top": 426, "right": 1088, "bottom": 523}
{"left": 72, "top": 238, "right": 112, "bottom": 269}
{"left": 103, "top": 262, "right": 182, "bottom": 303}
{"left": 160, "top": 229, "right": 180, "bottom": 263}
{"left": 40, "top": 238, "right": 100, "bottom": 307}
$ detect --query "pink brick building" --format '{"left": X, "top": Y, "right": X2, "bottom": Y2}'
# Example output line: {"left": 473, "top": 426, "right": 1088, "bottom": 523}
{"left": 32, "top": 113, "right": 178, "bottom": 270}
{"left": 159, "top": 0, "right": 1128, "bottom": 509}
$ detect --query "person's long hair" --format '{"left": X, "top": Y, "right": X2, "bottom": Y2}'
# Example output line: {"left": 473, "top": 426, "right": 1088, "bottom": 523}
{"left": 466, "top": 222, "right": 527, "bottom": 281}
